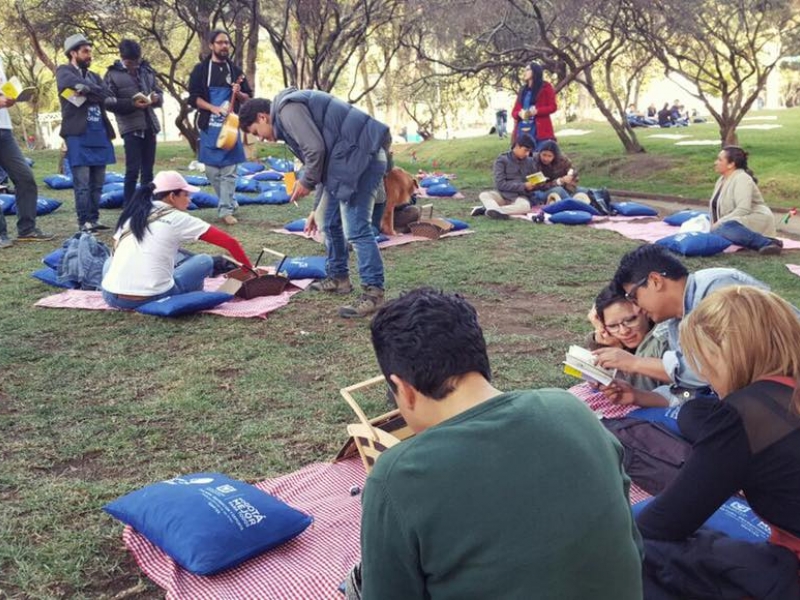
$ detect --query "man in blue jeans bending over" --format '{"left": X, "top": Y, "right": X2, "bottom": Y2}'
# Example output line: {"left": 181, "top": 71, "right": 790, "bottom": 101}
{"left": 239, "top": 91, "right": 391, "bottom": 318}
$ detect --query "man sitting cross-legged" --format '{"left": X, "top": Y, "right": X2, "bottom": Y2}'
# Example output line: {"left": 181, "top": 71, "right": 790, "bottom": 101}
{"left": 351, "top": 288, "right": 644, "bottom": 599}
{"left": 475, "top": 133, "right": 540, "bottom": 219}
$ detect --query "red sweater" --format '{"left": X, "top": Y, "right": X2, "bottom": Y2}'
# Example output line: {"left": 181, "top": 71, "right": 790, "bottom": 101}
{"left": 199, "top": 226, "right": 252, "bottom": 267}
{"left": 511, "top": 82, "right": 557, "bottom": 142}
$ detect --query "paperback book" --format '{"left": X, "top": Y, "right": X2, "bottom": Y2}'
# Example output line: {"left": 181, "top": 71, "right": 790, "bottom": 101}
{"left": 563, "top": 345, "right": 617, "bottom": 386}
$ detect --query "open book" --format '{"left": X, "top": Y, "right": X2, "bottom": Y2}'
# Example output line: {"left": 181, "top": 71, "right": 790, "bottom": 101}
{"left": 526, "top": 171, "right": 547, "bottom": 185}
{"left": 132, "top": 92, "right": 154, "bottom": 105}
{"left": 563, "top": 345, "right": 617, "bottom": 386}
{"left": 60, "top": 88, "right": 86, "bottom": 107}
{"left": 1, "top": 77, "right": 36, "bottom": 102}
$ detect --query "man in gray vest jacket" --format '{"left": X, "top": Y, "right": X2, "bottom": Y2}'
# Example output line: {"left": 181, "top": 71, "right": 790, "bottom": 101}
{"left": 239, "top": 90, "right": 391, "bottom": 318}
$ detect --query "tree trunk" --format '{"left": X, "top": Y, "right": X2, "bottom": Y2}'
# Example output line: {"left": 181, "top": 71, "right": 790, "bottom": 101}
{"left": 175, "top": 101, "right": 199, "bottom": 154}
{"left": 720, "top": 122, "right": 739, "bottom": 146}
{"left": 580, "top": 83, "right": 646, "bottom": 154}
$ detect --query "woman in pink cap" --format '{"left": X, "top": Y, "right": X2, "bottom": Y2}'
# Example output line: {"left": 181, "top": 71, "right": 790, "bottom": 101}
{"left": 101, "top": 170, "right": 251, "bottom": 309}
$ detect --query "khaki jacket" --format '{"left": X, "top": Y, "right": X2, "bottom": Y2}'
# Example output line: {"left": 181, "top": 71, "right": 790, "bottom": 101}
{"left": 710, "top": 169, "right": 776, "bottom": 237}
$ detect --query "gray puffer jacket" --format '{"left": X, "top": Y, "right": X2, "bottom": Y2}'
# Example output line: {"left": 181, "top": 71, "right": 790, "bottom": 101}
{"left": 493, "top": 150, "right": 540, "bottom": 201}
{"left": 104, "top": 60, "right": 162, "bottom": 136}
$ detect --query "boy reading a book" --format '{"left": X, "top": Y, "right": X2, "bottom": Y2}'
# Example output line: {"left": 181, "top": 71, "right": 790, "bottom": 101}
{"left": 475, "top": 134, "right": 541, "bottom": 219}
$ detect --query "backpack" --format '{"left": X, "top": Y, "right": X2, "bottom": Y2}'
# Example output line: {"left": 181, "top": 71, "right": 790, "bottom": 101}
{"left": 587, "top": 188, "right": 616, "bottom": 216}
{"left": 602, "top": 417, "right": 691, "bottom": 495}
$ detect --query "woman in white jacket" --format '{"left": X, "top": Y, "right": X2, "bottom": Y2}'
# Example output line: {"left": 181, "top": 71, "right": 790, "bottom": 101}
{"left": 709, "top": 146, "right": 781, "bottom": 255}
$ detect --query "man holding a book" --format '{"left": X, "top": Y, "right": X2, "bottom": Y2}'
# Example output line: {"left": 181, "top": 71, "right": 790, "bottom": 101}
{"left": 0, "top": 57, "right": 53, "bottom": 247}
{"left": 475, "top": 133, "right": 541, "bottom": 219}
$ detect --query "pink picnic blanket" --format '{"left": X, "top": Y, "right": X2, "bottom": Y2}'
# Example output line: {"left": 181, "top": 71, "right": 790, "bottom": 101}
{"left": 787, "top": 264, "right": 800, "bottom": 277}
{"left": 34, "top": 276, "right": 312, "bottom": 319}
{"left": 271, "top": 228, "right": 474, "bottom": 247}
{"left": 123, "top": 458, "right": 366, "bottom": 600}
{"left": 588, "top": 219, "right": 800, "bottom": 251}
{"left": 568, "top": 382, "right": 639, "bottom": 420}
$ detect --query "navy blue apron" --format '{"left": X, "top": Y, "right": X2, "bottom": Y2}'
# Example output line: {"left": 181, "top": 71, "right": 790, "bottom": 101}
{"left": 66, "top": 104, "right": 116, "bottom": 167}
{"left": 198, "top": 85, "right": 245, "bottom": 167}
{"left": 517, "top": 88, "right": 537, "bottom": 141}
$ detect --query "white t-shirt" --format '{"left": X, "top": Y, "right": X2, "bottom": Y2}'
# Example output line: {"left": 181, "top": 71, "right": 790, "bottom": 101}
{"left": 0, "top": 58, "right": 13, "bottom": 130}
{"left": 102, "top": 201, "right": 211, "bottom": 295}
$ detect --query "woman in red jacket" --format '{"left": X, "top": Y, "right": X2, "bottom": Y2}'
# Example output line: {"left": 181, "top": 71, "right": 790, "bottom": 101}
{"left": 511, "top": 62, "right": 557, "bottom": 148}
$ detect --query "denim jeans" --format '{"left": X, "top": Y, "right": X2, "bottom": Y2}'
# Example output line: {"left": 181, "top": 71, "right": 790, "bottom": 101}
{"left": 122, "top": 131, "right": 157, "bottom": 205}
{"left": 714, "top": 220, "right": 773, "bottom": 250}
{"left": 72, "top": 165, "right": 106, "bottom": 225}
{"left": 205, "top": 163, "right": 238, "bottom": 217}
{"left": 0, "top": 128, "right": 38, "bottom": 236}
{"left": 320, "top": 150, "right": 386, "bottom": 288}
{"left": 531, "top": 185, "right": 570, "bottom": 205}
{"left": 102, "top": 254, "right": 214, "bottom": 309}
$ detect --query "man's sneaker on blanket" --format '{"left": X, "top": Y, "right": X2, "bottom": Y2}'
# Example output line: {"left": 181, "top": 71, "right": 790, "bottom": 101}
{"left": 758, "top": 242, "right": 783, "bottom": 256}
{"left": 485, "top": 209, "right": 509, "bottom": 220}
{"left": 92, "top": 222, "right": 110, "bottom": 231}
{"left": 339, "top": 286, "right": 384, "bottom": 318}
{"left": 17, "top": 228, "right": 55, "bottom": 242}
{"left": 0, "top": 234, "right": 13, "bottom": 249}
{"left": 470, "top": 206, "right": 486, "bottom": 217}
{"left": 310, "top": 276, "right": 353, "bottom": 294}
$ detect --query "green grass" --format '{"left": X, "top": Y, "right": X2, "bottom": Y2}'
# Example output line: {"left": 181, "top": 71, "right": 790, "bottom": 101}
{"left": 2, "top": 117, "right": 800, "bottom": 598}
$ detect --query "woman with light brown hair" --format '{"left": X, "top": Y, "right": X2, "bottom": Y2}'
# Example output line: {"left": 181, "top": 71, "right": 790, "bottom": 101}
{"left": 635, "top": 286, "right": 800, "bottom": 565}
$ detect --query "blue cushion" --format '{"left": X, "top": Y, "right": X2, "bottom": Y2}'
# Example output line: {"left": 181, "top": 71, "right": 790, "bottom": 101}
{"left": 102, "top": 182, "right": 124, "bottom": 194}
{"left": 267, "top": 157, "right": 294, "bottom": 173}
{"left": 99, "top": 190, "right": 125, "bottom": 209}
{"left": 238, "top": 189, "right": 291, "bottom": 205}
{"left": 43, "top": 174, "right": 73, "bottom": 189}
{"left": 610, "top": 201, "right": 659, "bottom": 217}
{"left": 0, "top": 194, "right": 15, "bottom": 215}
{"left": 664, "top": 209, "right": 709, "bottom": 226}
{"left": 103, "top": 472, "right": 313, "bottom": 575}
{"left": 655, "top": 232, "right": 732, "bottom": 256}
{"left": 105, "top": 172, "right": 125, "bottom": 184}
{"left": 235, "top": 178, "right": 260, "bottom": 193}
{"left": 135, "top": 291, "right": 234, "bottom": 317}
{"left": 628, "top": 406, "right": 683, "bottom": 437}
{"left": 284, "top": 218, "right": 307, "bottom": 232}
{"left": 184, "top": 174, "right": 210, "bottom": 186}
{"left": 13, "top": 198, "right": 63, "bottom": 216}
{"left": 32, "top": 267, "right": 78, "bottom": 289}
{"left": 544, "top": 198, "right": 601, "bottom": 216}
{"left": 43, "top": 248, "right": 66, "bottom": 270}
{"left": 186, "top": 201, "right": 199, "bottom": 211}
{"left": 259, "top": 181, "right": 287, "bottom": 192}
{"left": 420, "top": 176, "right": 449, "bottom": 188}
{"left": 548, "top": 210, "right": 593, "bottom": 225}
{"left": 426, "top": 183, "right": 458, "bottom": 197}
{"left": 63, "top": 159, "right": 72, "bottom": 177}
{"left": 445, "top": 218, "right": 469, "bottom": 231}
{"left": 237, "top": 162, "right": 265, "bottom": 175}
{"left": 278, "top": 256, "right": 327, "bottom": 279}
{"left": 632, "top": 497, "right": 770, "bottom": 543}
{"left": 189, "top": 191, "right": 219, "bottom": 209}
{"left": 254, "top": 171, "right": 285, "bottom": 182}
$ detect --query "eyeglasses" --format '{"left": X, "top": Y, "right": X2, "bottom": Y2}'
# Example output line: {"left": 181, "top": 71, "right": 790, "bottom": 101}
{"left": 213, "top": 40, "right": 230, "bottom": 46}
{"left": 604, "top": 314, "right": 640, "bottom": 333}
{"left": 624, "top": 276, "right": 649, "bottom": 304}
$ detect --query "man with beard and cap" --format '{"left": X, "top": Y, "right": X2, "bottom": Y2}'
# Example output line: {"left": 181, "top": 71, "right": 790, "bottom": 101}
{"left": 104, "top": 39, "right": 164, "bottom": 206}
{"left": 188, "top": 30, "right": 252, "bottom": 226}
{"left": 510, "top": 62, "right": 557, "bottom": 148}
{"left": 57, "top": 33, "right": 141, "bottom": 233}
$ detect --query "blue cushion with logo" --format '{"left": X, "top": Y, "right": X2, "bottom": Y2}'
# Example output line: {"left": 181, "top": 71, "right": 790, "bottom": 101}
{"left": 610, "top": 201, "right": 659, "bottom": 217}
{"left": 103, "top": 472, "right": 313, "bottom": 575}
{"left": 284, "top": 218, "right": 307, "bottom": 232}
{"left": 43, "top": 174, "right": 74, "bottom": 189}
{"left": 105, "top": 172, "right": 125, "bottom": 184}
{"left": 632, "top": 496, "right": 770, "bottom": 543}
{"left": 426, "top": 183, "right": 458, "bottom": 197}
{"left": 259, "top": 181, "right": 286, "bottom": 192}
{"left": 100, "top": 190, "right": 125, "bottom": 209}
{"left": 32, "top": 267, "right": 78, "bottom": 289}
{"left": 43, "top": 248, "right": 66, "bottom": 270}
{"left": 420, "top": 176, "right": 449, "bottom": 188}
{"left": 548, "top": 210, "right": 593, "bottom": 225}
{"left": 664, "top": 209, "right": 709, "bottom": 226}
{"left": 135, "top": 291, "right": 234, "bottom": 317}
{"left": 102, "top": 182, "right": 124, "bottom": 194}
{"left": 267, "top": 157, "right": 294, "bottom": 173}
{"left": 238, "top": 189, "right": 291, "bottom": 205}
{"left": 445, "top": 218, "right": 469, "bottom": 231}
{"left": 656, "top": 231, "right": 731, "bottom": 256}
{"left": 235, "top": 177, "right": 260, "bottom": 193}
{"left": 12, "top": 198, "right": 62, "bottom": 216}
{"left": 544, "top": 198, "right": 600, "bottom": 215}
{"left": 0, "top": 194, "right": 15, "bottom": 215}
{"left": 278, "top": 256, "right": 327, "bottom": 279}
{"left": 628, "top": 405, "right": 683, "bottom": 437}
{"left": 184, "top": 174, "right": 210, "bottom": 187}
{"left": 189, "top": 191, "right": 219, "bottom": 209}
{"left": 237, "top": 162, "right": 265, "bottom": 175}
{"left": 253, "top": 170, "right": 285, "bottom": 182}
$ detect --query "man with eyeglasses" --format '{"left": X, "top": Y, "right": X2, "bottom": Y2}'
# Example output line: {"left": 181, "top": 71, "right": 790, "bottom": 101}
{"left": 601, "top": 244, "right": 769, "bottom": 406}
{"left": 188, "top": 30, "right": 252, "bottom": 226}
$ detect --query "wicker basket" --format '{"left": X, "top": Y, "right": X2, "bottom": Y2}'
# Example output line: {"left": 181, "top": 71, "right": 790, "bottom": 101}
{"left": 225, "top": 267, "right": 289, "bottom": 299}
{"left": 407, "top": 204, "right": 453, "bottom": 240}
{"left": 334, "top": 375, "right": 415, "bottom": 473}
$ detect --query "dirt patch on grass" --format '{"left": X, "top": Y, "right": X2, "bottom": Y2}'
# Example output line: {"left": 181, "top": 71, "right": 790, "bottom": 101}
{"left": 470, "top": 286, "right": 579, "bottom": 337}
{"left": 582, "top": 154, "right": 677, "bottom": 179}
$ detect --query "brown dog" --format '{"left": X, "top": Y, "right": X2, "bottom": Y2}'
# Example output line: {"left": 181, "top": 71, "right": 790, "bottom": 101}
{"left": 381, "top": 167, "right": 418, "bottom": 235}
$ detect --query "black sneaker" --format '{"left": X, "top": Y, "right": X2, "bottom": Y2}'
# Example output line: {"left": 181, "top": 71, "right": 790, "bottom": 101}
{"left": 91, "top": 222, "right": 111, "bottom": 231}
{"left": 470, "top": 206, "right": 486, "bottom": 217}
{"left": 17, "top": 228, "right": 55, "bottom": 242}
{"left": 485, "top": 209, "right": 509, "bottom": 220}
{"left": 758, "top": 242, "right": 782, "bottom": 256}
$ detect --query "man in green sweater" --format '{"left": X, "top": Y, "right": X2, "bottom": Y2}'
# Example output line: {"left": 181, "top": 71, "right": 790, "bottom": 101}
{"left": 356, "top": 288, "right": 644, "bottom": 599}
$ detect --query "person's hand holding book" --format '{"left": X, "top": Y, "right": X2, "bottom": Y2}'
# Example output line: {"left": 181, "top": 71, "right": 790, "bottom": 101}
{"left": 0, "top": 95, "right": 15, "bottom": 109}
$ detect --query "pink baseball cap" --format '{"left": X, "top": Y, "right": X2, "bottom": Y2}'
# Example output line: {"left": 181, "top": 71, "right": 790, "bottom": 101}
{"left": 152, "top": 171, "right": 200, "bottom": 195}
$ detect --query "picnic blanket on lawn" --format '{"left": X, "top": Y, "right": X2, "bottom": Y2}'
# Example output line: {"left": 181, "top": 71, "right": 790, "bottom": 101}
{"left": 588, "top": 219, "right": 800, "bottom": 251}
{"left": 34, "top": 276, "right": 313, "bottom": 319}
{"left": 271, "top": 228, "right": 474, "bottom": 247}
{"left": 510, "top": 211, "right": 652, "bottom": 224}
{"left": 787, "top": 264, "right": 800, "bottom": 278}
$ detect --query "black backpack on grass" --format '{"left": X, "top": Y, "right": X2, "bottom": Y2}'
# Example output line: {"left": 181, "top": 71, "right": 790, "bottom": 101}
{"left": 587, "top": 188, "right": 617, "bottom": 216}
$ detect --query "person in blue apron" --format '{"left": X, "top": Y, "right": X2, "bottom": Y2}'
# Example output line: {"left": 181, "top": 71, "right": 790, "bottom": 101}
{"left": 57, "top": 34, "right": 142, "bottom": 232}
{"left": 188, "top": 30, "right": 252, "bottom": 226}
{"left": 510, "top": 62, "right": 558, "bottom": 149}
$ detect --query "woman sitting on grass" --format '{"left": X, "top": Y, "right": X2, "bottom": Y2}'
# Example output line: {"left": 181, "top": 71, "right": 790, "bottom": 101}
{"left": 101, "top": 170, "right": 251, "bottom": 309}
{"left": 587, "top": 285, "right": 670, "bottom": 392}
{"left": 529, "top": 141, "right": 582, "bottom": 205}
{"left": 709, "top": 146, "right": 782, "bottom": 255}
{"left": 635, "top": 286, "right": 800, "bottom": 585}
